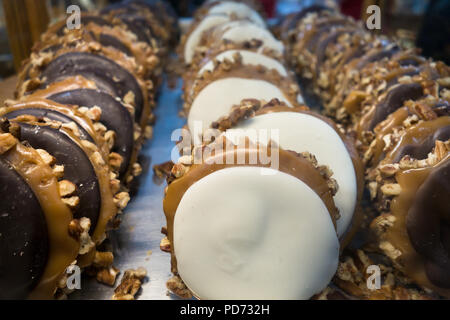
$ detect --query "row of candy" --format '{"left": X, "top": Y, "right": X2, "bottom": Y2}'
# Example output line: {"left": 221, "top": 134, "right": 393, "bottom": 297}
{"left": 282, "top": 5, "right": 450, "bottom": 298}
{"left": 0, "top": 0, "right": 178, "bottom": 299}
{"left": 162, "top": 0, "right": 364, "bottom": 300}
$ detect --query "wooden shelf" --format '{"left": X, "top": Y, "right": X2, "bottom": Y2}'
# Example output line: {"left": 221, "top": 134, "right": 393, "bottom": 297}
{"left": 0, "top": 75, "right": 18, "bottom": 103}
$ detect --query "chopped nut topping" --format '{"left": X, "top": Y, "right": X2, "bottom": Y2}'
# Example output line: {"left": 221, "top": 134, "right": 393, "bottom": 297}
{"left": 434, "top": 140, "right": 448, "bottom": 162}
{"left": 36, "top": 149, "right": 56, "bottom": 166}
{"left": 68, "top": 219, "right": 83, "bottom": 240}
{"left": 52, "top": 164, "right": 65, "bottom": 178}
{"left": 379, "top": 241, "right": 402, "bottom": 260}
{"left": 62, "top": 196, "right": 80, "bottom": 208}
{"left": 368, "top": 181, "right": 378, "bottom": 200}
{"left": 81, "top": 106, "right": 102, "bottom": 122}
{"left": 93, "top": 251, "right": 114, "bottom": 268}
{"left": 93, "top": 122, "right": 107, "bottom": 135}
{"left": 123, "top": 91, "right": 135, "bottom": 106}
{"left": 380, "top": 183, "right": 402, "bottom": 196}
{"left": 378, "top": 163, "right": 399, "bottom": 177}
{"left": 79, "top": 217, "right": 95, "bottom": 255}
{"left": 160, "top": 237, "right": 171, "bottom": 252}
{"left": 0, "top": 133, "right": 17, "bottom": 154}
{"left": 112, "top": 267, "right": 147, "bottom": 300}
{"left": 166, "top": 275, "right": 193, "bottom": 299}
{"left": 81, "top": 140, "right": 98, "bottom": 153}
{"left": 114, "top": 192, "right": 130, "bottom": 210}
{"left": 96, "top": 266, "right": 120, "bottom": 286}
{"left": 144, "top": 125, "right": 153, "bottom": 140}
{"left": 132, "top": 162, "right": 142, "bottom": 177}
{"left": 104, "top": 130, "right": 115, "bottom": 150}
{"left": 171, "top": 163, "right": 187, "bottom": 178}
{"left": 61, "top": 122, "right": 80, "bottom": 137}
{"left": 58, "top": 180, "right": 76, "bottom": 197}
{"left": 109, "top": 152, "right": 123, "bottom": 171}
{"left": 92, "top": 151, "right": 106, "bottom": 166}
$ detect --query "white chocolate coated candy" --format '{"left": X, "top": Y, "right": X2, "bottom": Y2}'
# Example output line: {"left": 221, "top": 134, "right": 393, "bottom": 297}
{"left": 206, "top": 1, "right": 266, "bottom": 28}
{"left": 184, "top": 14, "right": 230, "bottom": 63}
{"left": 174, "top": 166, "right": 339, "bottom": 300}
{"left": 219, "top": 20, "right": 284, "bottom": 55}
{"left": 198, "top": 50, "right": 288, "bottom": 77}
{"left": 188, "top": 78, "right": 293, "bottom": 134}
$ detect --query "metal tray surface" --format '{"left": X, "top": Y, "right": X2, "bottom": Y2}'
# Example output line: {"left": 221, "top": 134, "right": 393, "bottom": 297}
{"left": 71, "top": 78, "right": 185, "bottom": 300}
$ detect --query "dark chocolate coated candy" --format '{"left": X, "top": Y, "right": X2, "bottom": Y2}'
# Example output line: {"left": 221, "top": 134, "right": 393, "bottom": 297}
{"left": 355, "top": 44, "right": 400, "bottom": 71}
{"left": 370, "top": 83, "right": 424, "bottom": 130}
{"left": 407, "top": 158, "right": 450, "bottom": 288}
{"left": 40, "top": 52, "right": 143, "bottom": 121}
{"left": 284, "top": 4, "right": 331, "bottom": 36}
{"left": 48, "top": 89, "right": 134, "bottom": 178}
{"left": 394, "top": 125, "right": 450, "bottom": 162}
{"left": 118, "top": 15, "right": 156, "bottom": 45}
{"left": 385, "top": 68, "right": 420, "bottom": 89}
{"left": 97, "top": 33, "right": 132, "bottom": 56}
{"left": 101, "top": 4, "right": 158, "bottom": 45}
{"left": 17, "top": 123, "right": 101, "bottom": 233}
{"left": 433, "top": 102, "right": 450, "bottom": 117}
{"left": 0, "top": 158, "right": 48, "bottom": 299}
{"left": 315, "top": 27, "right": 358, "bottom": 71}
{"left": 4, "top": 107, "right": 93, "bottom": 142}
{"left": 305, "top": 18, "right": 355, "bottom": 52}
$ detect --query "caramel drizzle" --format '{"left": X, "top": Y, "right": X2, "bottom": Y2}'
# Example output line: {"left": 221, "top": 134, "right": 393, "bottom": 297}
{"left": 0, "top": 98, "right": 110, "bottom": 162}
{"left": 386, "top": 155, "right": 450, "bottom": 297}
{"left": 3, "top": 138, "right": 79, "bottom": 299}
{"left": 17, "top": 30, "right": 153, "bottom": 132}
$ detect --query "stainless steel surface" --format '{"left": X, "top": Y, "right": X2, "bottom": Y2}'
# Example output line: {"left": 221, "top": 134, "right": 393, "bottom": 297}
{"left": 71, "top": 78, "right": 185, "bottom": 300}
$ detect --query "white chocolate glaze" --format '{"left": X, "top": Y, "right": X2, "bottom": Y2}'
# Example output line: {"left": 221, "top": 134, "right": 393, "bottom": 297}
{"left": 226, "top": 112, "right": 357, "bottom": 237}
{"left": 207, "top": 2, "right": 266, "bottom": 27}
{"left": 184, "top": 14, "right": 230, "bottom": 63}
{"left": 198, "top": 50, "right": 288, "bottom": 77}
{"left": 188, "top": 78, "right": 293, "bottom": 134}
{"left": 173, "top": 166, "right": 339, "bottom": 300}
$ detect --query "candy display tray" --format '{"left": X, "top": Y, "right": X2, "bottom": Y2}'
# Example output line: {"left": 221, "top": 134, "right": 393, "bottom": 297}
{"left": 71, "top": 78, "right": 186, "bottom": 300}
{"left": 0, "top": 74, "right": 325, "bottom": 301}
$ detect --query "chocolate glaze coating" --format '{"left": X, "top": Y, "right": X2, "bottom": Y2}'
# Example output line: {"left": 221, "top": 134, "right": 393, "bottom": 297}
{"left": 355, "top": 44, "right": 400, "bottom": 71}
{"left": 385, "top": 68, "right": 420, "bottom": 89}
{"left": 0, "top": 158, "right": 48, "bottom": 299}
{"left": 101, "top": 4, "right": 157, "bottom": 45}
{"left": 3, "top": 108, "right": 93, "bottom": 142}
{"left": 305, "top": 18, "right": 355, "bottom": 52}
{"left": 407, "top": 158, "right": 450, "bottom": 288}
{"left": 315, "top": 27, "right": 358, "bottom": 72}
{"left": 48, "top": 89, "right": 134, "bottom": 178}
{"left": 17, "top": 123, "right": 101, "bottom": 233}
{"left": 370, "top": 83, "right": 424, "bottom": 130}
{"left": 393, "top": 125, "right": 450, "bottom": 162}
{"left": 283, "top": 5, "right": 331, "bottom": 37}
{"left": 96, "top": 33, "right": 132, "bottom": 56}
{"left": 116, "top": 15, "right": 157, "bottom": 46}
{"left": 40, "top": 52, "right": 143, "bottom": 121}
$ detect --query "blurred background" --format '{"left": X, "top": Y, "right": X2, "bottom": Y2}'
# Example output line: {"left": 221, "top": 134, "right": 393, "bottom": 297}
{"left": 0, "top": 0, "right": 449, "bottom": 80}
